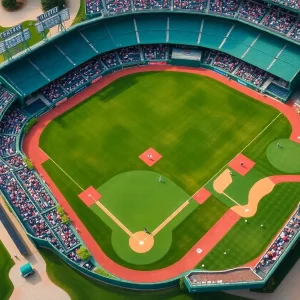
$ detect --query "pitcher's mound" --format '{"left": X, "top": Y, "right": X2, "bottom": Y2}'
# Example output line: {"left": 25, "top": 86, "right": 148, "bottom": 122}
{"left": 129, "top": 231, "right": 154, "bottom": 253}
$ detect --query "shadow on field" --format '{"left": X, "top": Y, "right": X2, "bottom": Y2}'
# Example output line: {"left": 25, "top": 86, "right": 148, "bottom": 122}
{"left": 99, "top": 74, "right": 138, "bottom": 103}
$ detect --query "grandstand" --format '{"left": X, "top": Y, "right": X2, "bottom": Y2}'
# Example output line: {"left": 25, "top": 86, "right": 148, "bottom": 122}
{"left": 0, "top": 13, "right": 299, "bottom": 104}
{"left": 0, "top": 3, "right": 299, "bottom": 294}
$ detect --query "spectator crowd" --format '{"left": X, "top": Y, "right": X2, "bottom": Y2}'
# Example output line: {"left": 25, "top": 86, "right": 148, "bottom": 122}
{"left": 0, "top": 107, "right": 82, "bottom": 260}
{"left": 0, "top": 85, "right": 16, "bottom": 116}
{"left": 86, "top": 0, "right": 103, "bottom": 15}
{"left": 255, "top": 211, "right": 300, "bottom": 277}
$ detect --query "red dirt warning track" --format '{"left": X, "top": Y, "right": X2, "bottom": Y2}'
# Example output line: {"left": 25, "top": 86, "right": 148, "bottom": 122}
{"left": 23, "top": 66, "right": 300, "bottom": 282}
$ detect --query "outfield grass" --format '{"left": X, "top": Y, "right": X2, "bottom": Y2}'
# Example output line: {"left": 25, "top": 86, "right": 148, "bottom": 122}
{"left": 40, "top": 72, "right": 292, "bottom": 270}
{"left": 40, "top": 248, "right": 249, "bottom": 300}
{"left": 0, "top": 241, "right": 14, "bottom": 300}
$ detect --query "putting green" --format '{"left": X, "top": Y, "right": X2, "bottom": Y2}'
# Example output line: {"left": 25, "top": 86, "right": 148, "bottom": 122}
{"left": 90, "top": 170, "right": 198, "bottom": 264}
{"left": 267, "top": 139, "right": 300, "bottom": 173}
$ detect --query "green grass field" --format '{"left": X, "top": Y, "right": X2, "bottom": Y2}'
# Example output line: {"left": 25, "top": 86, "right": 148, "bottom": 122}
{"left": 0, "top": 241, "right": 14, "bottom": 300}
{"left": 40, "top": 71, "right": 298, "bottom": 271}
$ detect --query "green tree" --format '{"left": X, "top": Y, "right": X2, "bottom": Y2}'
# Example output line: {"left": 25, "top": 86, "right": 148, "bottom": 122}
{"left": 41, "top": 0, "right": 66, "bottom": 11}
{"left": 56, "top": 205, "right": 65, "bottom": 216}
{"left": 179, "top": 277, "right": 187, "bottom": 291}
{"left": 61, "top": 214, "right": 70, "bottom": 225}
{"left": 2, "top": 0, "right": 18, "bottom": 10}
{"left": 24, "top": 157, "right": 34, "bottom": 170}
{"left": 76, "top": 246, "right": 91, "bottom": 261}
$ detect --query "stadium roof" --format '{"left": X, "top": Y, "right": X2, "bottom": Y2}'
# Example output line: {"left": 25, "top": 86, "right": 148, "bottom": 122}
{"left": 0, "top": 13, "right": 299, "bottom": 97}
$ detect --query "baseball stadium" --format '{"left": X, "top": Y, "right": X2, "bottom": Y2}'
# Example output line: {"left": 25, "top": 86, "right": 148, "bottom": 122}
{"left": 0, "top": 0, "right": 300, "bottom": 299}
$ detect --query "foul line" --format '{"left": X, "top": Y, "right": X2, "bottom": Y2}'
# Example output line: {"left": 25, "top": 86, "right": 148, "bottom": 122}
{"left": 150, "top": 201, "right": 190, "bottom": 237}
{"left": 41, "top": 148, "right": 85, "bottom": 191}
{"left": 223, "top": 192, "right": 241, "bottom": 207}
{"left": 95, "top": 202, "right": 133, "bottom": 236}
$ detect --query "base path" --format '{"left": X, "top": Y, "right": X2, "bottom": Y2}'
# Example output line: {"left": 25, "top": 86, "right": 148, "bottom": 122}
{"left": 23, "top": 65, "right": 300, "bottom": 282}
{"left": 231, "top": 177, "right": 275, "bottom": 217}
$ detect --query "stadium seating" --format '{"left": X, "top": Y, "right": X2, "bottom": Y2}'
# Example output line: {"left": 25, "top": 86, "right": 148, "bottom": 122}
{"left": 0, "top": 109, "right": 27, "bottom": 134}
{"left": 209, "top": 0, "right": 239, "bottom": 16}
{"left": 86, "top": 0, "right": 103, "bottom": 15}
{"left": 4, "top": 154, "right": 26, "bottom": 170}
{"left": 41, "top": 80, "right": 67, "bottom": 103}
{"left": 290, "top": 19, "right": 300, "bottom": 41}
{"left": 255, "top": 211, "right": 300, "bottom": 278}
{"left": 59, "top": 69, "right": 87, "bottom": 93}
{"left": 105, "top": 0, "right": 132, "bottom": 13}
{"left": 78, "top": 57, "right": 106, "bottom": 80}
{"left": 0, "top": 85, "right": 16, "bottom": 116}
{"left": 118, "top": 46, "right": 141, "bottom": 63}
{"left": 17, "top": 168, "right": 56, "bottom": 211}
{"left": 0, "top": 135, "right": 16, "bottom": 157}
{"left": 234, "top": 62, "right": 269, "bottom": 86}
{"left": 143, "top": 44, "right": 167, "bottom": 60}
{"left": 101, "top": 51, "right": 120, "bottom": 68}
{"left": 174, "top": 0, "right": 208, "bottom": 11}
{"left": 212, "top": 52, "right": 240, "bottom": 72}
{"left": 262, "top": 7, "right": 297, "bottom": 34}
{"left": 238, "top": 0, "right": 270, "bottom": 24}
{"left": 266, "top": 82, "right": 290, "bottom": 99}
{"left": 134, "top": 0, "right": 171, "bottom": 10}
{"left": 272, "top": 0, "right": 300, "bottom": 10}
{"left": 0, "top": 108, "right": 84, "bottom": 258}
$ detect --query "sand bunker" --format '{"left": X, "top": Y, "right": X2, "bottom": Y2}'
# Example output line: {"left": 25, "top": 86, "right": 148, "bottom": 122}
{"left": 231, "top": 177, "right": 275, "bottom": 217}
{"left": 213, "top": 169, "right": 232, "bottom": 193}
{"left": 129, "top": 231, "right": 154, "bottom": 253}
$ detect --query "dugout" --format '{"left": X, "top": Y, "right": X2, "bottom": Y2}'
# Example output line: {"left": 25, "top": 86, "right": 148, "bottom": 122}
{"left": 171, "top": 48, "right": 202, "bottom": 67}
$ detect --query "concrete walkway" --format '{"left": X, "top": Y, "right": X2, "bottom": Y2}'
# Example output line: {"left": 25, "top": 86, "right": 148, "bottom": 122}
{"left": 0, "top": 0, "right": 43, "bottom": 27}
{"left": 0, "top": 198, "right": 70, "bottom": 300}
{"left": 0, "top": 0, "right": 80, "bottom": 31}
{"left": 226, "top": 259, "right": 300, "bottom": 300}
